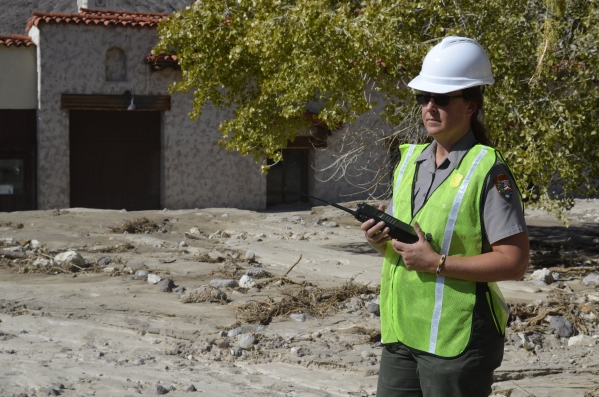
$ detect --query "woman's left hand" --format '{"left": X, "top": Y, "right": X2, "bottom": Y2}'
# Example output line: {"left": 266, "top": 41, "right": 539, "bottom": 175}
{"left": 390, "top": 221, "right": 438, "bottom": 273}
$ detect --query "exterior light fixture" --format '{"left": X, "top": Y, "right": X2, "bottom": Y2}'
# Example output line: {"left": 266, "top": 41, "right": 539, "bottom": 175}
{"left": 127, "top": 87, "right": 137, "bottom": 110}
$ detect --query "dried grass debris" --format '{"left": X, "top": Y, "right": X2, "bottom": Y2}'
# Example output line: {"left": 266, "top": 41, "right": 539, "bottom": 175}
{"left": 109, "top": 217, "right": 161, "bottom": 234}
{"left": 0, "top": 221, "right": 23, "bottom": 229}
{"left": 236, "top": 279, "right": 379, "bottom": 325}
{"left": 508, "top": 289, "right": 598, "bottom": 335}
{"left": 89, "top": 243, "right": 136, "bottom": 253}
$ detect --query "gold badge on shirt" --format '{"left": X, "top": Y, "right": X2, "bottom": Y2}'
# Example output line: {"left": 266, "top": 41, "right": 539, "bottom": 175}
{"left": 494, "top": 174, "right": 513, "bottom": 201}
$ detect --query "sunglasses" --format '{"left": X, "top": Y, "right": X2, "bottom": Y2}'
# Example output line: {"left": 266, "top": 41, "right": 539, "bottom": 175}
{"left": 415, "top": 93, "right": 464, "bottom": 106}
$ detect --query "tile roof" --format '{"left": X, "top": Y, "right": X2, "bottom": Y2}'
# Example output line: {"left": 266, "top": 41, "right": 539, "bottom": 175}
{"left": 26, "top": 8, "right": 168, "bottom": 32}
{"left": 146, "top": 52, "right": 180, "bottom": 71}
{"left": 0, "top": 34, "right": 34, "bottom": 47}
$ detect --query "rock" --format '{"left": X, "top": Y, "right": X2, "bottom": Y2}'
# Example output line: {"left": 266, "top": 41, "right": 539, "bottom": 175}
{"left": 54, "top": 250, "right": 86, "bottom": 269}
{"left": 245, "top": 268, "right": 267, "bottom": 278}
{"left": 552, "top": 272, "right": 560, "bottom": 281}
{"left": 239, "top": 275, "right": 256, "bottom": 288}
{"left": 135, "top": 270, "right": 149, "bottom": 280}
{"left": 361, "top": 350, "right": 375, "bottom": 359}
{"left": 587, "top": 294, "right": 599, "bottom": 303}
{"left": 217, "top": 340, "right": 230, "bottom": 349}
{"left": 173, "top": 286, "right": 186, "bottom": 293}
{"left": 186, "top": 384, "right": 197, "bottom": 392}
{"left": 189, "top": 227, "right": 202, "bottom": 235}
{"left": 532, "top": 280, "right": 547, "bottom": 287}
{"left": 221, "top": 231, "right": 230, "bottom": 238}
{"left": 289, "top": 313, "right": 310, "bottom": 322}
{"left": 245, "top": 250, "right": 256, "bottom": 261}
{"left": 33, "top": 257, "right": 52, "bottom": 267}
{"left": 365, "top": 302, "right": 380, "bottom": 316}
{"left": 209, "top": 279, "right": 238, "bottom": 288}
{"left": 327, "top": 222, "right": 338, "bottom": 227}
{"left": 30, "top": 239, "right": 41, "bottom": 249}
{"left": 239, "top": 335, "right": 257, "bottom": 349}
{"left": 582, "top": 272, "right": 599, "bottom": 287}
{"left": 208, "top": 250, "right": 226, "bottom": 261}
{"left": 180, "top": 286, "right": 227, "bottom": 303}
{"left": 227, "top": 325, "right": 265, "bottom": 337}
{"left": 179, "top": 241, "right": 188, "bottom": 247}
{"left": 146, "top": 384, "right": 169, "bottom": 395}
{"left": 568, "top": 334, "right": 596, "bottom": 346}
{"left": 291, "top": 216, "right": 302, "bottom": 222}
{"left": 517, "top": 332, "right": 535, "bottom": 350}
{"left": 103, "top": 266, "right": 116, "bottom": 273}
{"left": 231, "top": 347, "right": 243, "bottom": 357}
{"left": 184, "top": 232, "right": 201, "bottom": 240}
{"left": 530, "top": 268, "right": 554, "bottom": 284}
{"left": 157, "top": 279, "right": 176, "bottom": 292}
{"left": 147, "top": 274, "right": 161, "bottom": 284}
{"left": 97, "top": 257, "right": 112, "bottom": 266}
{"left": 549, "top": 316, "right": 574, "bottom": 338}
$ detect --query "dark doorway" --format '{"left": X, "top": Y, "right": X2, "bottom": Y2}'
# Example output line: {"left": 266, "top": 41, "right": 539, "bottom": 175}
{"left": 70, "top": 110, "right": 160, "bottom": 211}
{"left": 267, "top": 149, "right": 309, "bottom": 206}
{"left": 0, "top": 109, "right": 37, "bottom": 212}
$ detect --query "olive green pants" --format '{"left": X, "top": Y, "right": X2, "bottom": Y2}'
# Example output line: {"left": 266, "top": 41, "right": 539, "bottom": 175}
{"left": 376, "top": 284, "right": 505, "bottom": 397}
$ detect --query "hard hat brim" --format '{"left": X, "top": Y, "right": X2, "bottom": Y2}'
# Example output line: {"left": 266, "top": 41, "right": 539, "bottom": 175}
{"left": 408, "top": 75, "right": 494, "bottom": 94}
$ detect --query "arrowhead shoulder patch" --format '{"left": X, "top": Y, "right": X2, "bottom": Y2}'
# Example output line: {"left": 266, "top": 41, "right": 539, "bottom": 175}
{"left": 494, "top": 173, "right": 513, "bottom": 201}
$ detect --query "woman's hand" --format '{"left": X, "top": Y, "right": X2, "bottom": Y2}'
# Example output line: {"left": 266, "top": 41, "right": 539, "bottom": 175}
{"left": 361, "top": 203, "right": 391, "bottom": 256}
{"left": 391, "top": 221, "right": 438, "bottom": 273}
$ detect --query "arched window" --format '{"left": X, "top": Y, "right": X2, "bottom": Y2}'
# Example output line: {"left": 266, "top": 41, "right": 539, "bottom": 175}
{"left": 105, "top": 47, "right": 126, "bottom": 82}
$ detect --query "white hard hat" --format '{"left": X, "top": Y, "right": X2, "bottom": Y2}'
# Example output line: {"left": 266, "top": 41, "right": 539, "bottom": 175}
{"left": 408, "top": 36, "right": 494, "bottom": 94}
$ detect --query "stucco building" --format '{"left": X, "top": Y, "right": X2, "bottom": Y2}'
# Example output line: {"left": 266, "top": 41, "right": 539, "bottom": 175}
{"left": 0, "top": 1, "right": 392, "bottom": 212}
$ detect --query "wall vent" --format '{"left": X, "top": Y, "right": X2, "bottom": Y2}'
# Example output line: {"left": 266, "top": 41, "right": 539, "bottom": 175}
{"left": 78, "top": 0, "right": 115, "bottom": 10}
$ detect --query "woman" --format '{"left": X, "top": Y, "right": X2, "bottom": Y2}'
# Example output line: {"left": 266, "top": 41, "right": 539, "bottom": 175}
{"left": 362, "top": 37, "right": 529, "bottom": 397}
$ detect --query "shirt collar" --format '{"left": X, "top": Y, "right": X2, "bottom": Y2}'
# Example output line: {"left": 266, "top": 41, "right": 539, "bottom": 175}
{"left": 415, "top": 131, "right": 478, "bottom": 171}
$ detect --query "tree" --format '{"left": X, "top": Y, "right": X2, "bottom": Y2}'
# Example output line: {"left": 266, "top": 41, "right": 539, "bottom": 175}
{"left": 154, "top": 0, "right": 599, "bottom": 218}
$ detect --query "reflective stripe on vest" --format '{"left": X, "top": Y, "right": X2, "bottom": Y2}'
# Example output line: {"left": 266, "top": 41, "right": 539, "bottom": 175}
{"left": 393, "top": 144, "right": 417, "bottom": 200}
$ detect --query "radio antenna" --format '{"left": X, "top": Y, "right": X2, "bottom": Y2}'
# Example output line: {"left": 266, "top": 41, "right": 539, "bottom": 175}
{"left": 284, "top": 187, "right": 357, "bottom": 216}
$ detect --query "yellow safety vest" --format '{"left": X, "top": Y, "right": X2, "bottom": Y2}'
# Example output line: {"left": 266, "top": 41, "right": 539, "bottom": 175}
{"left": 380, "top": 143, "right": 510, "bottom": 358}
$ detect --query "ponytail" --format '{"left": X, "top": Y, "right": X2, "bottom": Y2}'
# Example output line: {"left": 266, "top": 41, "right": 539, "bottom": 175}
{"left": 462, "top": 86, "right": 494, "bottom": 147}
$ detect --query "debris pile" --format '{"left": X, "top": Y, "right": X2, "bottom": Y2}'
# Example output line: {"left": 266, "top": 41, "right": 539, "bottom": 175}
{"left": 0, "top": 221, "right": 23, "bottom": 229}
{"left": 237, "top": 280, "right": 379, "bottom": 325}
{"left": 109, "top": 217, "right": 164, "bottom": 234}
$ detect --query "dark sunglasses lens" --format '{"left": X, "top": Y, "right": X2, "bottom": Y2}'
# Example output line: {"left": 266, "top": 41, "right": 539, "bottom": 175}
{"left": 433, "top": 95, "right": 450, "bottom": 106}
{"left": 415, "top": 94, "right": 451, "bottom": 106}
{"left": 415, "top": 94, "right": 430, "bottom": 105}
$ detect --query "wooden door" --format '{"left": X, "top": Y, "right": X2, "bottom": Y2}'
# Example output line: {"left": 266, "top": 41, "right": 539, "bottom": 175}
{"left": 267, "top": 149, "right": 309, "bottom": 206}
{"left": 69, "top": 110, "right": 161, "bottom": 211}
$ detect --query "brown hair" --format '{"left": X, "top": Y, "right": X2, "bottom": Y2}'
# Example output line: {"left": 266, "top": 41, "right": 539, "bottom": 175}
{"left": 462, "top": 86, "right": 494, "bottom": 147}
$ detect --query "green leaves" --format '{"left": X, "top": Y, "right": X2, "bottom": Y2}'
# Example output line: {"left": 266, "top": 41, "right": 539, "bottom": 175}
{"left": 155, "top": 0, "right": 599, "bottom": 216}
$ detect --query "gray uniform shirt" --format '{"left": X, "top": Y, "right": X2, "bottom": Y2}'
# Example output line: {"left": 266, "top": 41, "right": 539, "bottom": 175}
{"left": 387, "top": 131, "right": 527, "bottom": 247}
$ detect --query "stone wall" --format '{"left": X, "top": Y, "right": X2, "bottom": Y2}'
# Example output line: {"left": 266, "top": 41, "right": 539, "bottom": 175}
{"left": 32, "top": 22, "right": 265, "bottom": 210}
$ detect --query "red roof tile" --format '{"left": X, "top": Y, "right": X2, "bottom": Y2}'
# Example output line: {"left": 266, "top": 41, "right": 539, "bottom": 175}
{"left": 0, "top": 35, "right": 34, "bottom": 47}
{"left": 26, "top": 8, "right": 168, "bottom": 32}
{"left": 146, "top": 52, "right": 180, "bottom": 71}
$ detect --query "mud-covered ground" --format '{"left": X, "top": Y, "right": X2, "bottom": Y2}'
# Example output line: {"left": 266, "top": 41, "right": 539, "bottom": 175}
{"left": 1, "top": 200, "right": 599, "bottom": 397}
